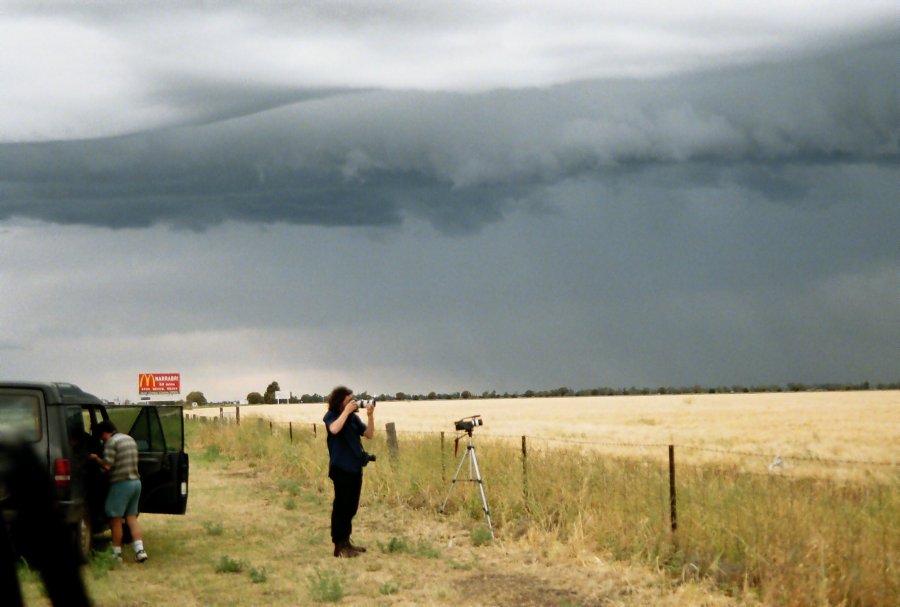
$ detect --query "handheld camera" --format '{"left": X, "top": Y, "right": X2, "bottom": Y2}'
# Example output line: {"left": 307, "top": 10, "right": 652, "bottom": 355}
{"left": 355, "top": 398, "right": 376, "bottom": 410}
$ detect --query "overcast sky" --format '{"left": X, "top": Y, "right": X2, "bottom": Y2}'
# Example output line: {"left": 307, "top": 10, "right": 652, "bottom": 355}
{"left": 1, "top": 1, "right": 898, "bottom": 402}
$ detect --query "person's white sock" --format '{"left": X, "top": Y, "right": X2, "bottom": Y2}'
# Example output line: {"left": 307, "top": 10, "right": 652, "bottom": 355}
{"left": 112, "top": 546, "right": 122, "bottom": 556}
{"left": 133, "top": 540, "right": 144, "bottom": 552}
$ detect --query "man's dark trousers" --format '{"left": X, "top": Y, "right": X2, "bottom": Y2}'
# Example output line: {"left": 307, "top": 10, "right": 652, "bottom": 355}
{"left": 329, "top": 467, "right": 362, "bottom": 543}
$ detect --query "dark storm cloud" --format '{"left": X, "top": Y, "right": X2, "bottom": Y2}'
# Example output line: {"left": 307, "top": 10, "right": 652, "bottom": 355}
{"left": 1, "top": 41, "right": 896, "bottom": 234}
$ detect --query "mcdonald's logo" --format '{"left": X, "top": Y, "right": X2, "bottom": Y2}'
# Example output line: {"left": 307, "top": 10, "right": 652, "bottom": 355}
{"left": 138, "top": 374, "right": 157, "bottom": 391}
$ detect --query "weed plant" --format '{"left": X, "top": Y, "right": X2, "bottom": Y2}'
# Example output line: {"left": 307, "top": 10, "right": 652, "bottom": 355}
{"left": 377, "top": 536, "right": 409, "bottom": 554}
{"left": 90, "top": 549, "right": 121, "bottom": 579}
{"left": 248, "top": 567, "right": 268, "bottom": 584}
{"left": 378, "top": 582, "right": 400, "bottom": 595}
{"left": 469, "top": 526, "right": 492, "bottom": 547}
{"left": 214, "top": 555, "right": 247, "bottom": 573}
{"left": 307, "top": 566, "right": 344, "bottom": 602}
{"left": 192, "top": 419, "right": 900, "bottom": 606}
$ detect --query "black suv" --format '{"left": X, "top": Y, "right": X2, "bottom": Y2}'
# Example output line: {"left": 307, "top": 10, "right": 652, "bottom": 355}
{"left": 0, "top": 381, "right": 189, "bottom": 560}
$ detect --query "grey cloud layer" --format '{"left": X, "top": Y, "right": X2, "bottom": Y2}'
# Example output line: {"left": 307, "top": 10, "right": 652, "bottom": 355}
{"left": 1, "top": 42, "right": 896, "bottom": 234}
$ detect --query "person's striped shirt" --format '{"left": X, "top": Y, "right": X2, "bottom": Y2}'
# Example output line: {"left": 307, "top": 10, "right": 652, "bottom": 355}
{"left": 103, "top": 432, "right": 140, "bottom": 483}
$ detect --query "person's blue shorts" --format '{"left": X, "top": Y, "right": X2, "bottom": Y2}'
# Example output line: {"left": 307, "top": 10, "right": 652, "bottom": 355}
{"left": 105, "top": 479, "right": 142, "bottom": 518}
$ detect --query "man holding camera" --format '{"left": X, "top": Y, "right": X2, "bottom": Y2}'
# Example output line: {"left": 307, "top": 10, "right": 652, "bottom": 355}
{"left": 324, "top": 386, "right": 375, "bottom": 558}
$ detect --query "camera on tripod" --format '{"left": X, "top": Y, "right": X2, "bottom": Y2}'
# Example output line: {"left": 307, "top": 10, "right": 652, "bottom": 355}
{"left": 454, "top": 415, "right": 483, "bottom": 433}
{"left": 441, "top": 414, "right": 494, "bottom": 539}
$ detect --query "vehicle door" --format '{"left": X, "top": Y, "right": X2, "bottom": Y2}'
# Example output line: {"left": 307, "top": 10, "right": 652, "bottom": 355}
{"left": 99, "top": 405, "right": 189, "bottom": 515}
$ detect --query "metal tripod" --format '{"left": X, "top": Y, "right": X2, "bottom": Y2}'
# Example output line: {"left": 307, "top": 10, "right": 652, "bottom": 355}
{"left": 440, "top": 431, "right": 494, "bottom": 538}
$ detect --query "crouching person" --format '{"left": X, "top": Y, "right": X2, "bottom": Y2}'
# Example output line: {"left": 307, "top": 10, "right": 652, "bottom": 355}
{"left": 90, "top": 420, "right": 148, "bottom": 563}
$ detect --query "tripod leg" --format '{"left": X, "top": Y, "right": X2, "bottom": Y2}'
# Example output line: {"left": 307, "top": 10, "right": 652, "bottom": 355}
{"left": 440, "top": 447, "right": 471, "bottom": 513}
{"left": 468, "top": 447, "right": 495, "bottom": 539}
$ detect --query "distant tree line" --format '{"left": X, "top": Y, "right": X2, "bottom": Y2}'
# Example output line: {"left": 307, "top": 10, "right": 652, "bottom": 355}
{"left": 360, "top": 381, "right": 896, "bottom": 402}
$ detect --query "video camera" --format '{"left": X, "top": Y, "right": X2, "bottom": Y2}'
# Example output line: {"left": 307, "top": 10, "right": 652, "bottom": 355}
{"left": 454, "top": 415, "right": 483, "bottom": 433}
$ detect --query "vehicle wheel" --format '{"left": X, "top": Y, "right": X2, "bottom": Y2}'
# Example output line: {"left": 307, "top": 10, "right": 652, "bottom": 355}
{"left": 74, "top": 512, "right": 92, "bottom": 563}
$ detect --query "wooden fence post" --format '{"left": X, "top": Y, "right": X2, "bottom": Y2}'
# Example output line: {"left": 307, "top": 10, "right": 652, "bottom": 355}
{"left": 289, "top": 422, "right": 293, "bottom": 444}
{"left": 521, "top": 436, "right": 529, "bottom": 508}
{"left": 385, "top": 422, "right": 399, "bottom": 466}
{"left": 313, "top": 423, "right": 317, "bottom": 438}
{"left": 440, "top": 431, "right": 446, "bottom": 482}
{"left": 236, "top": 406, "right": 240, "bottom": 426}
{"left": 219, "top": 407, "right": 224, "bottom": 421}
{"left": 668, "top": 444, "right": 677, "bottom": 532}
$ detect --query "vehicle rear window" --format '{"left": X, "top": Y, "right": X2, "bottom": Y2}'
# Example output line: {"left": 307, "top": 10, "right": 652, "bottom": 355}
{"left": 0, "top": 392, "right": 42, "bottom": 441}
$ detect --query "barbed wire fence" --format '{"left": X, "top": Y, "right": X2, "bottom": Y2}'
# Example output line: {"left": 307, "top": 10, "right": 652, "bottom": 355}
{"left": 188, "top": 408, "right": 898, "bottom": 535}
{"left": 187, "top": 408, "right": 899, "bottom": 604}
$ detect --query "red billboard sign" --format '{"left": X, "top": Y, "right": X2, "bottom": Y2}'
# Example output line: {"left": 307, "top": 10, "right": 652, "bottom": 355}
{"left": 138, "top": 373, "right": 181, "bottom": 395}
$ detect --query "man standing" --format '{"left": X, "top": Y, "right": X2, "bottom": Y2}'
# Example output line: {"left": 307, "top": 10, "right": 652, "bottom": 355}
{"left": 90, "top": 420, "right": 148, "bottom": 563}
{"left": 323, "top": 386, "right": 375, "bottom": 558}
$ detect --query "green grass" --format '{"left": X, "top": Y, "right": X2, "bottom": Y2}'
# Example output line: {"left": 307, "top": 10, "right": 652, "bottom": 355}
{"left": 469, "top": 526, "right": 492, "bottom": 547}
{"left": 214, "top": 555, "right": 247, "bottom": 573}
{"left": 377, "top": 536, "right": 409, "bottom": 554}
{"left": 89, "top": 548, "right": 121, "bottom": 579}
{"left": 307, "top": 566, "right": 345, "bottom": 602}
{"left": 378, "top": 582, "right": 400, "bottom": 595}
{"left": 248, "top": 567, "right": 268, "bottom": 584}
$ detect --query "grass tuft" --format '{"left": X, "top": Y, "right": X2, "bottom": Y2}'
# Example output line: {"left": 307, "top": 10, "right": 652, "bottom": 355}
{"left": 470, "top": 526, "right": 492, "bottom": 546}
{"left": 378, "top": 582, "right": 400, "bottom": 595}
{"left": 90, "top": 548, "right": 121, "bottom": 579}
{"left": 202, "top": 521, "right": 224, "bottom": 536}
{"left": 249, "top": 567, "right": 268, "bottom": 584}
{"left": 214, "top": 555, "right": 247, "bottom": 573}
{"left": 378, "top": 536, "right": 409, "bottom": 553}
{"left": 307, "top": 566, "right": 345, "bottom": 602}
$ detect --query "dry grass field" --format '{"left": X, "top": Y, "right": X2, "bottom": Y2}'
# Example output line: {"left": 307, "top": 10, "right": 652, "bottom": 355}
{"left": 195, "top": 391, "right": 900, "bottom": 474}
{"left": 179, "top": 391, "right": 899, "bottom": 606}
{"left": 18, "top": 432, "right": 752, "bottom": 607}
{"left": 21, "top": 392, "right": 891, "bottom": 605}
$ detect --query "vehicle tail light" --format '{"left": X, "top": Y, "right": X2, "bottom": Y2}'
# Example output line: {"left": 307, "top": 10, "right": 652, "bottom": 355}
{"left": 54, "top": 458, "right": 72, "bottom": 491}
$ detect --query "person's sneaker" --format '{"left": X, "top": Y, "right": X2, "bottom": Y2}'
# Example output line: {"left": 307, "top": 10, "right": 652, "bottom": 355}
{"left": 134, "top": 550, "right": 148, "bottom": 563}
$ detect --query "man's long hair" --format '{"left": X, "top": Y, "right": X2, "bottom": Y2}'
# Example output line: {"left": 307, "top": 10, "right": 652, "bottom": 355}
{"left": 327, "top": 386, "right": 352, "bottom": 415}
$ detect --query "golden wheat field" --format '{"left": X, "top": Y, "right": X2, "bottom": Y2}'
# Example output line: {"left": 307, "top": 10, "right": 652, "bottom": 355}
{"left": 194, "top": 390, "right": 899, "bottom": 473}
{"left": 146, "top": 391, "right": 899, "bottom": 606}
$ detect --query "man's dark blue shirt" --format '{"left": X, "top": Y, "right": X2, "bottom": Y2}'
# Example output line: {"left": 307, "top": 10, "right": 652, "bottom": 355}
{"left": 323, "top": 410, "right": 367, "bottom": 474}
